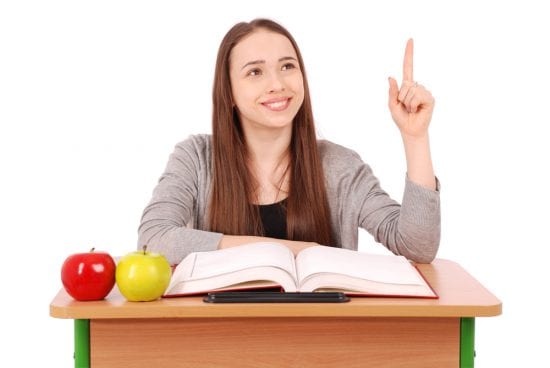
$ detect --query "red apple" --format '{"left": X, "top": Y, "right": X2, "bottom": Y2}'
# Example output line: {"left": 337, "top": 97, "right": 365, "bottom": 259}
{"left": 61, "top": 248, "right": 116, "bottom": 301}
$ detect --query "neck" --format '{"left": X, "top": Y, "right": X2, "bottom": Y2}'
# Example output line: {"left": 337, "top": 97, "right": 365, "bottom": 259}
{"left": 242, "top": 126, "right": 292, "bottom": 204}
{"left": 244, "top": 126, "right": 292, "bottom": 167}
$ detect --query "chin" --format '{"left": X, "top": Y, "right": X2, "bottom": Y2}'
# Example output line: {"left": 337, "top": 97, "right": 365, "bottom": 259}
{"left": 263, "top": 112, "right": 299, "bottom": 128}
{"left": 241, "top": 111, "right": 297, "bottom": 132}
{"left": 262, "top": 119, "right": 294, "bottom": 130}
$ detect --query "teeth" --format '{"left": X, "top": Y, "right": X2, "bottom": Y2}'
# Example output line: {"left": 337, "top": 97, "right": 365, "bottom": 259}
{"left": 266, "top": 100, "right": 287, "bottom": 108}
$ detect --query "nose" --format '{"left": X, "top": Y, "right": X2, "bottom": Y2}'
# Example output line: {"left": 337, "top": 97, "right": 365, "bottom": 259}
{"left": 267, "top": 71, "right": 285, "bottom": 93}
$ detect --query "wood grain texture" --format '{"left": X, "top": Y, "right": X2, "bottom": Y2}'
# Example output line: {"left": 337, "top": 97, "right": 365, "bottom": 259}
{"left": 91, "top": 317, "right": 459, "bottom": 368}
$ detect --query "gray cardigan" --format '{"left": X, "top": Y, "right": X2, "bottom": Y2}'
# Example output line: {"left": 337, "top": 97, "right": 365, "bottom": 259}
{"left": 138, "top": 134, "right": 440, "bottom": 264}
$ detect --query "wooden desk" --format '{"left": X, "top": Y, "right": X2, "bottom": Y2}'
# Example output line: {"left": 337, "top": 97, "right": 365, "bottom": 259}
{"left": 50, "top": 259, "right": 501, "bottom": 368}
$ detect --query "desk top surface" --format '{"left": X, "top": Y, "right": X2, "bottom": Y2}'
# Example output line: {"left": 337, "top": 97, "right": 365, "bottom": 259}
{"left": 50, "top": 259, "right": 502, "bottom": 319}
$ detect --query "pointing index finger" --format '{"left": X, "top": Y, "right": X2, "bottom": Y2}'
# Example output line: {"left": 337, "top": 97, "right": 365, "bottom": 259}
{"left": 402, "top": 38, "right": 414, "bottom": 82}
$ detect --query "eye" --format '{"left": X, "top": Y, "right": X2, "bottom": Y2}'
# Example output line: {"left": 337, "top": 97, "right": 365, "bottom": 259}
{"left": 282, "top": 63, "right": 297, "bottom": 71}
{"left": 246, "top": 68, "right": 262, "bottom": 77}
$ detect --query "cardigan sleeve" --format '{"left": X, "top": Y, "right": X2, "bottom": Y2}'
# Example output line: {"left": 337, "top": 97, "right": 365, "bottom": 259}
{"left": 324, "top": 142, "right": 440, "bottom": 263}
{"left": 137, "top": 137, "right": 222, "bottom": 265}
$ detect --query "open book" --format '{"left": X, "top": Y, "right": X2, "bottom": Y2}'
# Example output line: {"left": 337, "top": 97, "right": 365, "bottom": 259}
{"left": 164, "top": 242, "right": 437, "bottom": 298}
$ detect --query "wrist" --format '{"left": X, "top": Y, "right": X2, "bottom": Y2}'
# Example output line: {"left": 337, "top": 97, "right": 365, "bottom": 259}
{"left": 401, "top": 134, "right": 436, "bottom": 190}
{"left": 401, "top": 132, "right": 430, "bottom": 146}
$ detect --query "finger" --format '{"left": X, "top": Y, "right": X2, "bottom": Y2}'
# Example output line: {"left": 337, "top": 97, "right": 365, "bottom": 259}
{"left": 398, "top": 81, "right": 414, "bottom": 103}
{"left": 410, "top": 87, "right": 434, "bottom": 113}
{"left": 404, "top": 86, "right": 417, "bottom": 107}
{"left": 388, "top": 77, "right": 399, "bottom": 107}
{"left": 409, "top": 94, "right": 422, "bottom": 114}
{"left": 402, "top": 38, "right": 414, "bottom": 82}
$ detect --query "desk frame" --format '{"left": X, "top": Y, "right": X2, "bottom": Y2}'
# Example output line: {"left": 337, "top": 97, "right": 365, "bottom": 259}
{"left": 73, "top": 316, "right": 475, "bottom": 368}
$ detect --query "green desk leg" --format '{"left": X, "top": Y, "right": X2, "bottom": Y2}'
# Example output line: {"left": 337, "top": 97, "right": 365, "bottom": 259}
{"left": 74, "top": 319, "right": 90, "bottom": 368}
{"left": 460, "top": 317, "right": 475, "bottom": 368}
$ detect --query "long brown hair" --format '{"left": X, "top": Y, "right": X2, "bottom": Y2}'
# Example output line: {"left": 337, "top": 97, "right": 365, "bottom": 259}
{"left": 208, "top": 18, "right": 333, "bottom": 246}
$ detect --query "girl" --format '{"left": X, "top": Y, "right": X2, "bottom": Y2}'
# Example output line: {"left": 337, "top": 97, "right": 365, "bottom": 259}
{"left": 138, "top": 18, "right": 440, "bottom": 265}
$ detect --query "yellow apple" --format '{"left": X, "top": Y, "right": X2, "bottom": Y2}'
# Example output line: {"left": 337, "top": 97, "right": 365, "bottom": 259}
{"left": 116, "top": 246, "right": 172, "bottom": 302}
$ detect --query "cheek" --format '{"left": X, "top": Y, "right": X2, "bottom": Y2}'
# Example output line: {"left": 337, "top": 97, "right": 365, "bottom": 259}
{"left": 289, "top": 76, "right": 305, "bottom": 105}
{"left": 233, "top": 91, "right": 256, "bottom": 112}
{"left": 288, "top": 75, "right": 304, "bottom": 98}
{"left": 230, "top": 82, "right": 246, "bottom": 109}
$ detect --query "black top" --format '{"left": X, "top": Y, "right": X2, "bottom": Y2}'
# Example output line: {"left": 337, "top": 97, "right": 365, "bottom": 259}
{"left": 258, "top": 199, "right": 287, "bottom": 239}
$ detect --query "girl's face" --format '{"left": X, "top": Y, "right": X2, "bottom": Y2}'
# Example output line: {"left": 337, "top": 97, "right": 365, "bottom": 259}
{"left": 229, "top": 30, "right": 304, "bottom": 134}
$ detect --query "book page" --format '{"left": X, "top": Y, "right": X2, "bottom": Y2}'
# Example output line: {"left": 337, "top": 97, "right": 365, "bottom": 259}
{"left": 301, "top": 276, "right": 433, "bottom": 296}
{"left": 166, "top": 267, "right": 296, "bottom": 295}
{"left": 296, "top": 246, "right": 427, "bottom": 288}
{"left": 189, "top": 242, "right": 296, "bottom": 280}
{"left": 166, "top": 242, "right": 298, "bottom": 294}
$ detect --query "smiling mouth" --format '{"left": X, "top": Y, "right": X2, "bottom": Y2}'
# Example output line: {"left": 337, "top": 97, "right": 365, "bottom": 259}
{"left": 261, "top": 98, "right": 291, "bottom": 111}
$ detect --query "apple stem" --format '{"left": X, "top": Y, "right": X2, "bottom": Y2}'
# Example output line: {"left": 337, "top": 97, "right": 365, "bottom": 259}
{"left": 143, "top": 245, "right": 147, "bottom": 255}
{"left": 90, "top": 247, "right": 95, "bottom": 253}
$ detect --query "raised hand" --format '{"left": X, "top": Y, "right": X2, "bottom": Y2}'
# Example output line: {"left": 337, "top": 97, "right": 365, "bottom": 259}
{"left": 388, "top": 39, "right": 435, "bottom": 138}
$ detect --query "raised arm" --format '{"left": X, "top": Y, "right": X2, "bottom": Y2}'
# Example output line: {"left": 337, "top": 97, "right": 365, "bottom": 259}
{"left": 327, "top": 144, "right": 440, "bottom": 264}
{"left": 388, "top": 39, "right": 436, "bottom": 190}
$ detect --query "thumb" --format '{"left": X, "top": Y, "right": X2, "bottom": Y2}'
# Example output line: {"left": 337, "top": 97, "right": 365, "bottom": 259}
{"left": 388, "top": 77, "right": 399, "bottom": 109}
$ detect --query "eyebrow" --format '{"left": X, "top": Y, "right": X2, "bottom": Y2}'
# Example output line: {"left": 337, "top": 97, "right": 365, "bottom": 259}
{"left": 241, "top": 56, "right": 298, "bottom": 70}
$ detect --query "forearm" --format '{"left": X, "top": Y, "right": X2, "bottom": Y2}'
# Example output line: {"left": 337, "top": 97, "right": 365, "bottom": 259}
{"left": 401, "top": 133, "right": 436, "bottom": 190}
{"left": 218, "top": 235, "right": 316, "bottom": 256}
{"left": 138, "top": 219, "right": 223, "bottom": 265}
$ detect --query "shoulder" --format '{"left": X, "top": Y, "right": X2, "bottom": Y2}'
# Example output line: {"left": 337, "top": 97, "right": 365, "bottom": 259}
{"left": 167, "top": 134, "right": 212, "bottom": 173}
{"left": 317, "top": 140, "right": 382, "bottom": 204}
{"left": 173, "top": 134, "right": 212, "bottom": 160}
{"left": 175, "top": 134, "right": 212, "bottom": 153}
{"left": 317, "top": 139, "right": 367, "bottom": 172}
{"left": 317, "top": 139, "right": 378, "bottom": 193}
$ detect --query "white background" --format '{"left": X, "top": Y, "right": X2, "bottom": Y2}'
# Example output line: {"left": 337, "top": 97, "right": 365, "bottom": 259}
{"left": 1, "top": 0, "right": 549, "bottom": 366}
